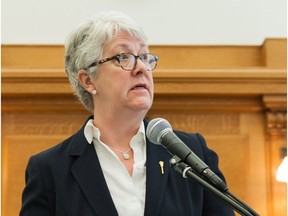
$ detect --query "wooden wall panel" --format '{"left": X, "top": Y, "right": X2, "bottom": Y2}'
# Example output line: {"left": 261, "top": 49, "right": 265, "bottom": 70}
{"left": 2, "top": 38, "right": 287, "bottom": 216}
{"left": 2, "top": 135, "right": 68, "bottom": 216}
{"left": 2, "top": 111, "right": 89, "bottom": 215}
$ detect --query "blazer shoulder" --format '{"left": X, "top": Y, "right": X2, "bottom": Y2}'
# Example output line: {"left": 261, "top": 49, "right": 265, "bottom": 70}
{"left": 173, "top": 130, "right": 206, "bottom": 152}
{"left": 31, "top": 125, "right": 87, "bottom": 161}
{"left": 27, "top": 116, "right": 94, "bottom": 169}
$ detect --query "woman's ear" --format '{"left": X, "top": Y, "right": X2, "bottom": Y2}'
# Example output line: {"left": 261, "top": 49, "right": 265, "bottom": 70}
{"left": 77, "top": 70, "right": 95, "bottom": 93}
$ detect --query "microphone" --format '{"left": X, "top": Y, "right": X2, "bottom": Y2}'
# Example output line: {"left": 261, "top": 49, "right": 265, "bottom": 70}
{"left": 146, "top": 118, "right": 228, "bottom": 192}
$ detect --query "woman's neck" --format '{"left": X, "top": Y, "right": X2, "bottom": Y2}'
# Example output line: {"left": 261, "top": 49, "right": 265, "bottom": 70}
{"left": 92, "top": 110, "right": 146, "bottom": 148}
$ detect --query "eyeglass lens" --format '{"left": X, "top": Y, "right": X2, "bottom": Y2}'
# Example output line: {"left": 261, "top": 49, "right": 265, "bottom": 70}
{"left": 118, "top": 53, "right": 157, "bottom": 71}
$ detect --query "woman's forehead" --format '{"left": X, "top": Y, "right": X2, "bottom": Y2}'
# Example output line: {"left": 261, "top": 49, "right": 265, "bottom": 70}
{"left": 103, "top": 33, "right": 147, "bottom": 53}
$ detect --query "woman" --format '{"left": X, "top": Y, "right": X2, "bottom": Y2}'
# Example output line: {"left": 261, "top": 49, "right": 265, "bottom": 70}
{"left": 20, "top": 11, "right": 234, "bottom": 216}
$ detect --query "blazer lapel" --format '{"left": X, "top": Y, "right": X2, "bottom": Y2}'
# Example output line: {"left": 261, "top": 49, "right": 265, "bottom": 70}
{"left": 68, "top": 117, "right": 172, "bottom": 216}
{"left": 69, "top": 126, "right": 118, "bottom": 216}
{"left": 144, "top": 137, "right": 171, "bottom": 216}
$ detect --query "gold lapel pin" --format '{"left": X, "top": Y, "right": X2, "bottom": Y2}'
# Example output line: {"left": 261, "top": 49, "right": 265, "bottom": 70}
{"left": 159, "top": 161, "right": 164, "bottom": 174}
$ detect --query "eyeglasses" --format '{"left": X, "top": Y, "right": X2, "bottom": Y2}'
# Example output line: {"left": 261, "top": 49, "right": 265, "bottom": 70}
{"left": 86, "top": 53, "right": 159, "bottom": 71}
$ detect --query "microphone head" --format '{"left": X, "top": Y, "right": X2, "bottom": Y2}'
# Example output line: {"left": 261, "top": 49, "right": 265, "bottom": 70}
{"left": 146, "top": 118, "right": 173, "bottom": 144}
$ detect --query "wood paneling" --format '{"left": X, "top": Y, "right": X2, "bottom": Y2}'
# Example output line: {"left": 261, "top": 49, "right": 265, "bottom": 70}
{"left": 2, "top": 38, "right": 287, "bottom": 216}
{"left": 2, "top": 111, "right": 91, "bottom": 216}
{"left": 2, "top": 135, "right": 68, "bottom": 215}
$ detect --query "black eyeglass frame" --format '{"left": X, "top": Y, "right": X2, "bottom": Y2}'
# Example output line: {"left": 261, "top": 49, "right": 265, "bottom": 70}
{"left": 86, "top": 53, "right": 159, "bottom": 71}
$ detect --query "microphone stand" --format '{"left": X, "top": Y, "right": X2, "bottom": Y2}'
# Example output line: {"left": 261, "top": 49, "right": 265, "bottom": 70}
{"left": 169, "top": 155, "right": 260, "bottom": 216}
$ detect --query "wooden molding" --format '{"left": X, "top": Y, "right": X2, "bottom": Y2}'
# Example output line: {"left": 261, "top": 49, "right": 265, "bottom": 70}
{"left": 2, "top": 38, "right": 286, "bottom": 69}
{"left": 2, "top": 38, "right": 286, "bottom": 99}
{"left": 263, "top": 94, "right": 287, "bottom": 111}
{"left": 2, "top": 68, "right": 286, "bottom": 96}
{"left": 2, "top": 39, "right": 286, "bottom": 114}
{"left": 262, "top": 39, "right": 287, "bottom": 68}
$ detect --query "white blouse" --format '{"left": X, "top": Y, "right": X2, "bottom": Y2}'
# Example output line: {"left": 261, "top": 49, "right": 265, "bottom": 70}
{"left": 84, "top": 119, "right": 147, "bottom": 216}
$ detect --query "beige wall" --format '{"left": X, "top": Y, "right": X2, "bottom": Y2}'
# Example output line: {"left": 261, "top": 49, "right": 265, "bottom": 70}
{"left": 2, "top": 0, "right": 286, "bottom": 45}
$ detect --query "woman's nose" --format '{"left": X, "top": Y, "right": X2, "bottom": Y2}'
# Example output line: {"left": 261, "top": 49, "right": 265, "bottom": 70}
{"left": 131, "top": 58, "right": 148, "bottom": 76}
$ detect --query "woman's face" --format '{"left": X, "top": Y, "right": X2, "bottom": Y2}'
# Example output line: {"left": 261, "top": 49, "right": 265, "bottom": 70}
{"left": 92, "top": 32, "right": 154, "bottom": 115}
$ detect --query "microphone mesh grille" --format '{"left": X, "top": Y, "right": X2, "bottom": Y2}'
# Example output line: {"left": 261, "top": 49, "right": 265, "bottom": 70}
{"left": 146, "top": 118, "right": 172, "bottom": 144}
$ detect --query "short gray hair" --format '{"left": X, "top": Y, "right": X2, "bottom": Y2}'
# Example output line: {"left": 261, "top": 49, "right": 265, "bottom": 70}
{"left": 64, "top": 11, "right": 147, "bottom": 113}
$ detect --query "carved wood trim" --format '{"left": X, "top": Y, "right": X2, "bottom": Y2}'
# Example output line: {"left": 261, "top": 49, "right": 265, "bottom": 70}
{"left": 266, "top": 111, "right": 287, "bottom": 135}
{"left": 263, "top": 95, "right": 287, "bottom": 135}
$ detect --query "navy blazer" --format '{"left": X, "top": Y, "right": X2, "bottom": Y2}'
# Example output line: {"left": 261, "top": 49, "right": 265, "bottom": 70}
{"left": 20, "top": 117, "right": 235, "bottom": 216}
